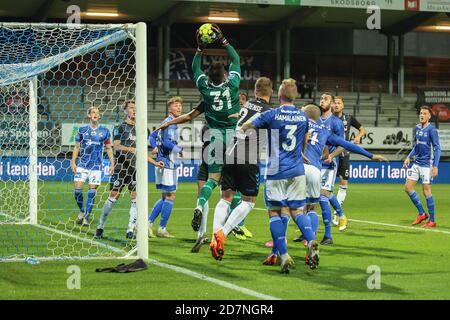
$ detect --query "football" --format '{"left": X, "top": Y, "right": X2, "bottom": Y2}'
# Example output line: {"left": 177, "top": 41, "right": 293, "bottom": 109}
{"left": 198, "top": 23, "right": 216, "bottom": 44}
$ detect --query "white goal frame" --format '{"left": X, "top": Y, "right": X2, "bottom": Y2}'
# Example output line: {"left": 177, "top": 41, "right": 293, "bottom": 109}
{"left": 0, "top": 22, "right": 148, "bottom": 262}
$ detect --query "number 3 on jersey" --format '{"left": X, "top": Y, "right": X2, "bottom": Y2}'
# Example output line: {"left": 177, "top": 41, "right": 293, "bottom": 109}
{"left": 282, "top": 125, "right": 297, "bottom": 151}
{"left": 210, "top": 89, "right": 231, "bottom": 111}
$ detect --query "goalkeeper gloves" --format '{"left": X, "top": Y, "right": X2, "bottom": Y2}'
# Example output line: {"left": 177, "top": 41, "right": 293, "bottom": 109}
{"left": 195, "top": 30, "right": 206, "bottom": 52}
{"left": 211, "top": 24, "right": 229, "bottom": 47}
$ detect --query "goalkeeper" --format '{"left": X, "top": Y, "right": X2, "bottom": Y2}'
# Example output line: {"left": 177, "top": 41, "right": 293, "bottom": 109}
{"left": 155, "top": 24, "right": 241, "bottom": 233}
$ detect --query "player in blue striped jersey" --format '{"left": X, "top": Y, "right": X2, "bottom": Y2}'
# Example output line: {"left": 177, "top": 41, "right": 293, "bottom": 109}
{"left": 148, "top": 97, "right": 184, "bottom": 238}
{"left": 404, "top": 106, "right": 441, "bottom": 228}
{"left": 317, "top": 93, "right": 347, "bottom": 244}
{"left": 71, "top": 106, "right": 114, "bottom": 226}
{"left": 291, "top": 104, "right": 387, "bottom": 250}
{"left": 241, "top": 79, "right": 313, "bottom": 273}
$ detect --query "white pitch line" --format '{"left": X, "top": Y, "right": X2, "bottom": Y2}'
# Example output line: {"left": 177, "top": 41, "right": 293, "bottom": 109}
{"left": 348, "top": 218, "right": 450, "bottom": 235}
{"left": 253, "top": 207, "right": 450, "bottom": 235}
{"left": 148, "top": 259, "right": 281, "bottom": 300}
{"left": 1, "top": 211, "right": 280, "bottom": 300}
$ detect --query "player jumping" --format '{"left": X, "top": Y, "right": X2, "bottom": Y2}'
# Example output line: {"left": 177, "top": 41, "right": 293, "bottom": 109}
{"left": 71, "top": 106, "right": 114, "bottom": 227}
{"left": 155, "top": 24, "right": 241, "bottom": 235}
{"left": 403, "top": 106, "right": 441, "bottom": 228}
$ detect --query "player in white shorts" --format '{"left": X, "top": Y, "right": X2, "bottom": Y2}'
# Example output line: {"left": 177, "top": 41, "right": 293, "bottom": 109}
{"left": 148, "top": 97, "right": 184, "bottom": 238}
{"left": 71, "top": 106, "right": 114, "bottom": 226}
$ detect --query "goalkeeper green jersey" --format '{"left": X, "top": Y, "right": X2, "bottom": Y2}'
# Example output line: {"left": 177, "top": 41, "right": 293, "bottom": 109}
{"left": 192, "top": 44, "right": 241, "bottom": 129}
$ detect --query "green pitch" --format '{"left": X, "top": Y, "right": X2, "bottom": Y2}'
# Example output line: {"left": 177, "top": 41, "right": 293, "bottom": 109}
{"left": 1, "top": 182, "right": 449, "bottom": 300}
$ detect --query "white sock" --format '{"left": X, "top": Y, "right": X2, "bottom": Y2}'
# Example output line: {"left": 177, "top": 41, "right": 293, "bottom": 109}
{"left": 198, "top": 201, "right": 209, "bottom": 238}
{"left": 98, "top": 197, "right": 116, "bottom": 229}
{"left": 337, "top": 185, "right": 348, "bottom": 205}
{"left": 213, "top": 199, "right": 231, "bottom": 234}
{"left": 127, "top": 200, "right": 137, "bottom": 233}
{"left": 223, "top": 201, "right": 255, "bottom": 235}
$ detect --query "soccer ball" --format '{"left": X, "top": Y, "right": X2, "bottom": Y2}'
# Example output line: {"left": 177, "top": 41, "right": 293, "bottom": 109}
{"left": 198, "top": 23, "right": 216, "bottom": 44}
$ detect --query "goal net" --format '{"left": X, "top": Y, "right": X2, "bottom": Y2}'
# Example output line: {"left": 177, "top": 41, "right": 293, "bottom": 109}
{"left": 0, "top": 22, "right": 148, "bottom": 262}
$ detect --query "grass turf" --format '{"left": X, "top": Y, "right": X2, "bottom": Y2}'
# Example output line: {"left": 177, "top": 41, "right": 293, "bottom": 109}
{"left": 0, "top": 182, "right": 449, "bottom": 299}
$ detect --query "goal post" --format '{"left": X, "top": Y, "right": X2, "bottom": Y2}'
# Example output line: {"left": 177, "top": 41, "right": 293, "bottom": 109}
{"left": 0, "top": 22, "right": 148, "bottom": 262}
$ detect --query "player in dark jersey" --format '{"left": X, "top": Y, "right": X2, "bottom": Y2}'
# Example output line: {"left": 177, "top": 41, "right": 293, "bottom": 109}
{"left": 330, "top": 96, "right": 366, "bottom": 229}
{"left": 95, "top": 100, "right": 163, "bottom": 240}
{"left": 211, "top": 77, "right": 273, "bottom": 260}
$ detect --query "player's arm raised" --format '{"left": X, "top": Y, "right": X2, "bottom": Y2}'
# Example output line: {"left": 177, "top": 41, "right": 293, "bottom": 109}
{"left": 71, "top": 142, "right": 80, "bottom": 174}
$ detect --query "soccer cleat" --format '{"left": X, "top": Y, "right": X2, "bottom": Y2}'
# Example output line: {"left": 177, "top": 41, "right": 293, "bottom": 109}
{"left": 191, "top": 234, "right": 209, "bottom": 253}
{"left": 126, "top": 231, "right": 134, "bottom": 239}
{"left": 423, "top": 221, "right": 437, "bottom": 228}
{"left": 293, "top": 234, "right": 305, "bottom": 242}
{"left": 339, "top": 215, "right": 348, "bottom": 231}
{"left": 306, "top": 240, "right": 320, "bottom": 270}
{"left": 209, "top": 239, "right": 221, "bottom": 260}
{"left": 214, "top": 229, "right": 226, "bottom": 257}
{"left": 320, "top": 237, "right": 333, "bottom": 245}
{"left": 240, "top": 226, "right": 253, "bottom": 238}
{"left": 95, "top": 228, "right": 104, "bottom": 239}
{"left": 82, "top": 218, "right": 90, "bottom": 227}
{"left": 191, "top": 208, "right": 203, "bottom": 232}
{"left": 262, "top": 254, "right": 278, "bottom": 266}
{"left": 412, "top": 214, "right": 428, "bottom": 226}
{"left": 332, "top": 212, "right": 339, "bottom": 226}
{"left": 231, "top": 227, "right": 247, "bottom": 240}
{"left": 148, "top": 224, "right": 155, "bottom": 238}
{"left": 76, "top": 212, "right": 85, "bottom": 225}
{"left": 280, "top": 254, "right": 294, "bottom": 274}
{"left": 156, "top": 228, "right": 174, "bottom": 238}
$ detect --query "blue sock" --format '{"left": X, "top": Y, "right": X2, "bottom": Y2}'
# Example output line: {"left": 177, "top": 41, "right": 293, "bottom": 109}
{"left": 269, "top": 216, "right": 287, "bottom": 255}
{"left": 329, "top": 194, "right": 344, "bottom": 217}
{"left": 320, "top": 195, "right": 332, "bottom": 239}
{"left": 149, "top": 198, "right": 164, "bottom": 223}
{"left": 160, "top": 199, "right": 174, "bottom": 229}
{"left": 426, "top": 195, "right": 435, "bottom": 222}
{"left": 408, "top": 191, "right": 425, "bottom": 215}
{"left": 294, "top": 214, "right": 315, "bottom": 242}
{"left": 271, "top": 214, "right": 290, "bottom": 255}
{"left": 307, "top": 211, "right": 319, "bottom": 235}
{"left": 84, "top": 189, "right": 97, "bottom": 219}
{"left": 239, "top": 219, "right": 245, "bottom": 227}
{"left": 74, "top": 189, "right": 84, "bottom": 213}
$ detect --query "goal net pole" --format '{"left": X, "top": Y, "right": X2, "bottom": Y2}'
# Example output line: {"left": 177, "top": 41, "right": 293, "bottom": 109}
{"left": 135, "top": 22, "right": 149, "bottom": 260}
{"left": 29, "top": 76, "right": 38, "bottom": 225}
